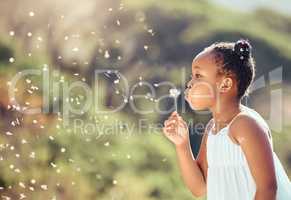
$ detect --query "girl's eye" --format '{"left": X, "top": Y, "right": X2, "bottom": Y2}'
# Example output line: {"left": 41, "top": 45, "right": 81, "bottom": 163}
{"left": 194, "top": 73, "right": 202, "bottom": 79}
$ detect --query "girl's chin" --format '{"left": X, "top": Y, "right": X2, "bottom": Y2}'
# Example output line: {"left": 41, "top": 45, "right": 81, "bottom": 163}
{"left": 188, "top": 100, "right": 209, "bottom": 111}
{"left": 190, "top": 105, "right": 206, "bottom": 111}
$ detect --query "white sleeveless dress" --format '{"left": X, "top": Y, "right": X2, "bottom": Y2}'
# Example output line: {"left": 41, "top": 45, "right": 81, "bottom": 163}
{"left": 206, "top": 105, "right": 291, "bottom": 200}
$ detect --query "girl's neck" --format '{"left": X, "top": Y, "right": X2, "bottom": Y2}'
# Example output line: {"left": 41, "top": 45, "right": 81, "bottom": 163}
{"left": 210, "top": 98, "right": 242, "bottom": 132}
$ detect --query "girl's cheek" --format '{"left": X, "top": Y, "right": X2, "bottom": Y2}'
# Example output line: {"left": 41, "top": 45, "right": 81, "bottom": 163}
{"left": 190, "top": 84, "right": 207, "bottom": 96}
{"left": 188, "top": 84, "right": 216, "bottom": 101}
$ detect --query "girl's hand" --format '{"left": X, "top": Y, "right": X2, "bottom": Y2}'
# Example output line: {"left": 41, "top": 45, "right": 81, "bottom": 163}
{"left": 163, "top": 111, "right": 190, "bottom": 147}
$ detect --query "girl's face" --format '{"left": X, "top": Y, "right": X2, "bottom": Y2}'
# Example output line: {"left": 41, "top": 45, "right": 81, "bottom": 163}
{"left": 185, "top": 50, "right": 227, "bottom": 110}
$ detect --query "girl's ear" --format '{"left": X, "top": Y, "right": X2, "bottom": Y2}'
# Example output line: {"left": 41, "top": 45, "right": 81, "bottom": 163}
{"left": 218, "top": 77, "right": 233, "bottom": 93}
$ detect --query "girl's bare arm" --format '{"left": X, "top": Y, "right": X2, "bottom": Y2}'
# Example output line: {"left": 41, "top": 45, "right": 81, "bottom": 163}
{"left": 230, "top": 114, "right": 277, "bottom": 200}
{"left": 163, "top": 112, "right": 210, "bottom": 197}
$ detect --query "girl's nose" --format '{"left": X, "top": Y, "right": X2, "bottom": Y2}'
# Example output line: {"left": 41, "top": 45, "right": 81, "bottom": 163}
{"left": 186, "top": 80, "right": 192, "bottom": 88}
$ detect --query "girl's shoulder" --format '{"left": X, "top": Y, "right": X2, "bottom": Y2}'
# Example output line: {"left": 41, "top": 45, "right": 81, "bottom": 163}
{"left": 229, "top": 106, "right": 273, "bottom": 148}
{"left": 239, "top": 105, "right": 271, "bottom": 134}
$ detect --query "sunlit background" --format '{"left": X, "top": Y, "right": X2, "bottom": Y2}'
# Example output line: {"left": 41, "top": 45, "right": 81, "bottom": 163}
{"left": 1, "top": 0, "right": 291, "bottom": 199}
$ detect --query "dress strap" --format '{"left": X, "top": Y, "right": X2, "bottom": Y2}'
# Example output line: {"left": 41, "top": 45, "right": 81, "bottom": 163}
{"left": 212, "top": 106, "right": 246, "bottom": 131}
{"left": 225, "top": 108, "right": 246, "bottom": 128}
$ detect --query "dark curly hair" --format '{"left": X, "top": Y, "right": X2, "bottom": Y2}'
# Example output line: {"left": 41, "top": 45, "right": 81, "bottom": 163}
{"left": 205, "top": 39, "right": 255, "bottom": 100}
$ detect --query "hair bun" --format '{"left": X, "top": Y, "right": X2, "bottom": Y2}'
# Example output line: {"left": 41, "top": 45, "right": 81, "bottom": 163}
{"left": 234, "top": 39, "right": 251, "bottom": 61}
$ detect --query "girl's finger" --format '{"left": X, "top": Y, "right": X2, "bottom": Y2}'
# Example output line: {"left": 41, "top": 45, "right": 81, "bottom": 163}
{"left": 164, "top": 118, "right": 174, "bottom": 126}
{"left": 177, "top": 116, "right": 187, "bottom": 126}
{"left": 164, "top": 124, "right": 176, "bottom": 131}
{"left": 163, "top": 127, "right": 176, "bottom": 137}
{"left": 168, "top": 114, "right": 177, "bottom": 122}
{"left": 165, "top": 120, "right": 177, "bottom": 127}
{"left": 165, "top": 125, "right": 177, "bottom": 133}
{"left": 165, "top": 117, "right": 184, "bottom": 130}
{"left": 171, "top": 111, "right": 178, "bottom": 116}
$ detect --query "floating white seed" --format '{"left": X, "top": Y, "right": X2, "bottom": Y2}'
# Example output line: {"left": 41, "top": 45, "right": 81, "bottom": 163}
{"left": 9, "top": 31, "right": 15, "bottom": 36}
{"left": 29, "top": 11, "right": 35, "bottom": 17}
{"left": 9, "top": 57, "right": 15, "bottom": 63}
{"left": 104, "top": 50, "right": 110, "bottom": 58}
{"left": 41, "top": 185, "right": 48, "bottom": 190}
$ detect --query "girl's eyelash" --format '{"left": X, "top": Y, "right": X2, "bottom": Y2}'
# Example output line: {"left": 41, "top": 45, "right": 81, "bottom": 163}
{"left": 196, "top": 74, "right": 202, "bottom": 78}
{"left": 188, "top": 74, "right": 202, "bottom": 85}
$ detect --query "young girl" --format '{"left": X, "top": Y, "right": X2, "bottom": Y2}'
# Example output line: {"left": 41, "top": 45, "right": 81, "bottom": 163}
{"left": 163, "top": 39, "right": 291, "bottom": 200}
